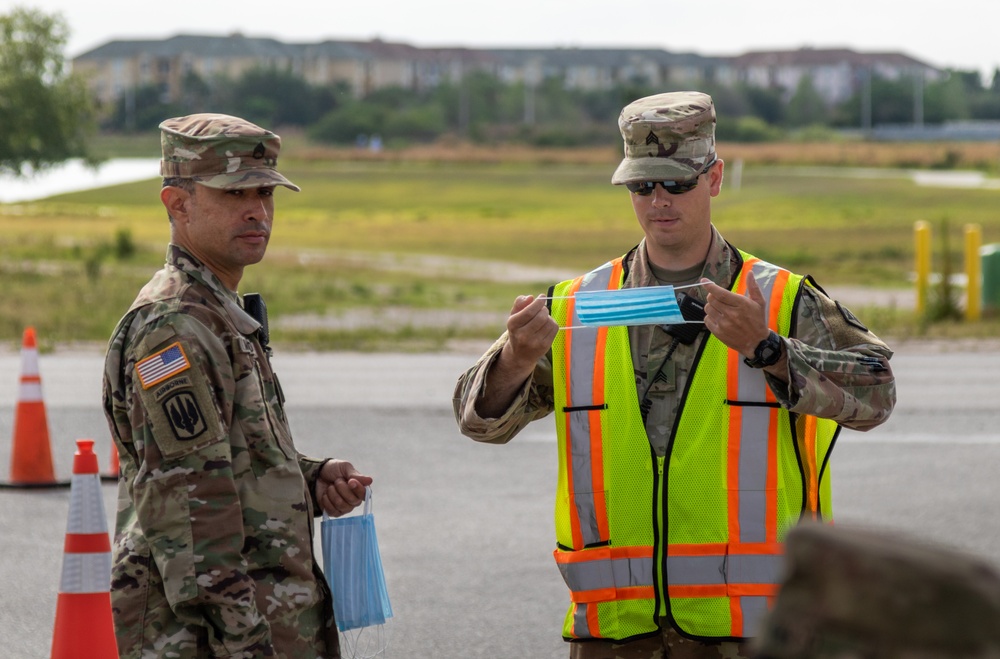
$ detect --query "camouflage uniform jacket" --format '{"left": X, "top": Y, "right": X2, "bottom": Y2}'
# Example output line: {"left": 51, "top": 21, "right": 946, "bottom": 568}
{"left": 103, "top": 244, "right": 339, "bottom": 659}
{"left": 454, "top": 227, "right": 896, "bottom": 456}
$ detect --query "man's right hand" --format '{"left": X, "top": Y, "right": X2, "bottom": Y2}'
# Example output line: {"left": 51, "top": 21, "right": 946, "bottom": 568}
{"left": 474, "top": 295, "right": 558, "bottom": 419}
{"left": 504, "top": 295, "right": 559, "bottom": 370}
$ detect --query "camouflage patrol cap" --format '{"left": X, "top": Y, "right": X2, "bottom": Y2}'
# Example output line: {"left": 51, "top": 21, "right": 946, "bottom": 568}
{"left": 159, "top": 113, "right": 300, "bottom": 191}
{"left": 611, "top": 91, "right": 716, "bottom": 185}
{"left": 751, "top": 523, "right": 1000, "bottom": 659}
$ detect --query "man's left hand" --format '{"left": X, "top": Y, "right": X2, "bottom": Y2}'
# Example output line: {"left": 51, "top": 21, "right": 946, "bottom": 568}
{"left": 317, "top": 460, "right": 373, "bottom": 517}
{"left": 700, "top": 272, "right": 770, "bottom": 358}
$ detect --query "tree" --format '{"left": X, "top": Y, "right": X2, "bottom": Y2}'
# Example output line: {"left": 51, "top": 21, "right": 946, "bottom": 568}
{"left": 0, "top": 7, "right": 96, "bottom": 176}
{"left": 833, "top": 75, "right": 917, "bottom": 127}
{"left": 221, "top": 67, "right": 327, "bottom": 127}
{"left": 739, "top": 85, "right": 786, "bottom": 125}
{"left": 923, "top": 74, "right": 970, "bottom": 123}
{"left": 104, "top": 83, "right": 185, "bottom": 132}
{"left": 786, "top": 75, "right": 829, "bottom": 127}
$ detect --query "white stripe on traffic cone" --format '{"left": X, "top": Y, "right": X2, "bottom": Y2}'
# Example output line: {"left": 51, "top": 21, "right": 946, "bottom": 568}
{"left": 50, "top": 439, "right": 118, "bottom": 658}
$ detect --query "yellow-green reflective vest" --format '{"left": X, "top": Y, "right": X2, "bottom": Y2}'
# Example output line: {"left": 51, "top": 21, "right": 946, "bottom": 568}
{"left": 549, "top": 251, "right": 840, "bottom": 643}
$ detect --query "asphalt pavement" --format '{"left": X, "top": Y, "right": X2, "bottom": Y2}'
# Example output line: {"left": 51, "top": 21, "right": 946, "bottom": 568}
{"left": 0, "top": 341, "right": 998, "bottom": 658}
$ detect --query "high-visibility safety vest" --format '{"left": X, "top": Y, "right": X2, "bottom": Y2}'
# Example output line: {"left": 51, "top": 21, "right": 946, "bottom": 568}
{"left": 549, "top": 251, "right": 840, "bottom": 643}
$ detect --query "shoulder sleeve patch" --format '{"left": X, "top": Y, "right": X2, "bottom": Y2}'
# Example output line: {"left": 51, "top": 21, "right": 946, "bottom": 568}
{"left": 836, "top": 301, "right": 869, "bottom": 333}
{"left": 135, "top": 342, "right": 191, "bottom": 389}
{"left": 134, "top": 338, "right": 226, "bottom": 460}
{"left": 160, "top": 390, "right": 210, "bottom": 442}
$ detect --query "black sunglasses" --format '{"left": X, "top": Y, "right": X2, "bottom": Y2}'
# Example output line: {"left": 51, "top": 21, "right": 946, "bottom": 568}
{"left": 625, "top": 158, "right": 718, "bottom": 196}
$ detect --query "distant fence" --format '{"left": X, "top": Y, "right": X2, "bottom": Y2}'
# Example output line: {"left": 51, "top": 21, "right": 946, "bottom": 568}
{"left": 871, "top": 121, "right": 1000, "bottom": 142}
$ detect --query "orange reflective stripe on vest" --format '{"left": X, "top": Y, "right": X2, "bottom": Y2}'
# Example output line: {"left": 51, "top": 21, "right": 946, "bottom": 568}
{"left": 664, "top": 258, "right": 791, "bottom": 637}
{"left": 554, "top": 545, "right": 655, "bottom": 603}
{"left": 561, "top": 259, "right": 623, "bottom": 548}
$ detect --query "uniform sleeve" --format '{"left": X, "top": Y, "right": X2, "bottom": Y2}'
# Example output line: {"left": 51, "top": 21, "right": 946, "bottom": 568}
{"left": 299, "top": 455, "right": 328, "bottom": 515}
{"left": 766, "top": 285, "right": 896, "bottom": 432}
{"left": 453, "top": 333, "right": 556, "bottom": 444}
{"left": 126, "top": 313, "right": 276, "bottom": 656}
{"left": 267, "top": 369, "right": 327, "bottom": 503}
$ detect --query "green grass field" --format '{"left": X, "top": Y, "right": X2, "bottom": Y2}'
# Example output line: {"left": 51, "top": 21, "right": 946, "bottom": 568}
{"left": 2, "top": 157, "right": 999, "bottom": 351}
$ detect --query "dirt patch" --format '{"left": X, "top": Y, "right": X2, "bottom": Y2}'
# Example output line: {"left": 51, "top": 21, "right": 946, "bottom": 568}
{"left": 288, "top": 249, "right": 576, "bottom": 284}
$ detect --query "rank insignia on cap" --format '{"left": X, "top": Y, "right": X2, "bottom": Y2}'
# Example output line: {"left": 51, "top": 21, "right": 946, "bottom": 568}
{"left": 645, "top": 131, "right": 659, "bottom": 145}
{"left": 136, "top": 342, "right": 191, "bottom": 389}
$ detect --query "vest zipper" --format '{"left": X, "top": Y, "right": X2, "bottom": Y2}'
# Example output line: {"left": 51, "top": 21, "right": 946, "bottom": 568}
{"left": 655, "top": 454, "right": 666, "bottom": 618}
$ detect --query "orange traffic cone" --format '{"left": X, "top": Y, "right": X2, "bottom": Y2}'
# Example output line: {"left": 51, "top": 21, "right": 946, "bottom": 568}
{"left": 101, "top": 441, "right": 119, "bottom": 483}
{"left": 51, "top": 438, "right": 119, "bottom": 659}
{"left": 8, "top": 327, "right": 63, "bottom": 487}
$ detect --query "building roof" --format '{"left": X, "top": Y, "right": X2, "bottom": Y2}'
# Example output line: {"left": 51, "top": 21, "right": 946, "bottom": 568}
{"left": 75, "top": 33, "right": 299, "bottom": 60}
{"left": 727, "top": 47, "right": 936, "bottom": 71}
{"left": 485, "top": 47, "right": 716, "bottom": 68}
{"left": 74, "top": 36, "right": 940, "bottom": 78}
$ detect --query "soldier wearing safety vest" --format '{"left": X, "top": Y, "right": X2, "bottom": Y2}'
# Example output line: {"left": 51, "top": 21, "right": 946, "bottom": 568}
{"left": 453, "top": 91, "right": 896, "bottom": 659}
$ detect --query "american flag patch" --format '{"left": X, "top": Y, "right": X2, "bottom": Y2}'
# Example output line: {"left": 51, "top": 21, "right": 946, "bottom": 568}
{"left": 135, "top": 342, "right": 191, "bottom": 389}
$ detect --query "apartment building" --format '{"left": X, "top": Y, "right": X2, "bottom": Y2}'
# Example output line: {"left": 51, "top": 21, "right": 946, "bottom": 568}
{"left": 72, "top": 35, "right": 939, "bottom": 110}
{"left": 726, "top": 47, "right": 943, "bottom": 105}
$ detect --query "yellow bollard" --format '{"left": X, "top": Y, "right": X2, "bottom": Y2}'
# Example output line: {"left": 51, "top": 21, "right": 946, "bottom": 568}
{"left": 965, "top": 224, "right": 982, "bottom": 321}
{"left": 914, "top": 221, "right": 931, "bottom": 317}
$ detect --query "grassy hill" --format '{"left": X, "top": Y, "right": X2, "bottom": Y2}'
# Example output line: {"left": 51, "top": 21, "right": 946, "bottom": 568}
{"left": 3, "top": 142, "right": 999, "bottom": 351}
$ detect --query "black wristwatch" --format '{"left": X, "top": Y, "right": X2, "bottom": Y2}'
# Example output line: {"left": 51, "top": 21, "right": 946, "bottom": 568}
{"left": 743, "top": 331, "right": 783, "bottom": 368}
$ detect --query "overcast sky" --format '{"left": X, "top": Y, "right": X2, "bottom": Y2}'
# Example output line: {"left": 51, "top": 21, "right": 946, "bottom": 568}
{"left": 7, "top": 0, "right": 999, "bottom": 81}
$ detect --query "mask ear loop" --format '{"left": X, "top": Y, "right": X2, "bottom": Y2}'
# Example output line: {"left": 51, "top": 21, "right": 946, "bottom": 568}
{"left": 540, "top": 281, "right": 708, "bottom": 330}
{"left": 540, "top": 281, "right": 707, "bottom": 301}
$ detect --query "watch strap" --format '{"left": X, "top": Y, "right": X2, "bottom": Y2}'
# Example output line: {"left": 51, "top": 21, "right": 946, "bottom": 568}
{"left": 743, "top": 330, "right": 782, "bottom": 368}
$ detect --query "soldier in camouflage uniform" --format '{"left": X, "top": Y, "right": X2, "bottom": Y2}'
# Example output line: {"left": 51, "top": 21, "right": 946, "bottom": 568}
{"left": 452, "top": 92, "right": 896, "bottom": 658}
{"left": 103, "top": 113, "right": 373, "bottom": 658}
{"left": 751, "top": 523, "right": 1000, "bottom": 659}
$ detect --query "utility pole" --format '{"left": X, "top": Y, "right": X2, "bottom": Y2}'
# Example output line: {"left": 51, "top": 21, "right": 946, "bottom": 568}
{"left": 913, "top": 69, "right": 924, "bottom": 127}
{"left": 861, "top": 67, "right": 872, "bottom": 134}
{"left": 125, "top": 86, "right": 136, "bottom": 133}
{"left": 523, "top": 58, "right": 541, "bottom": 126}
{"left": 458, "top": 59, "right": 470, "bottom": 136}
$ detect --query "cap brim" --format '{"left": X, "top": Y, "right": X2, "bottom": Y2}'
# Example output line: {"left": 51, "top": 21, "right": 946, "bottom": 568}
{"left": 193, "top": 169, "right": 301, "bottom": 192}
{"left": 611, "top": 158, "right": 700, "bottom": 185}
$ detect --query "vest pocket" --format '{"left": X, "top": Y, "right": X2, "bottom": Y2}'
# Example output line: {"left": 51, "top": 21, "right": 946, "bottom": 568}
{"left": 554, "top": 545, "right": 616, "bottom": 603}
{"left": 554, "top": 544, "right": 656, "bottom": 600}
{"left": 554, "top": 544, "right": 656, "bottom": 640}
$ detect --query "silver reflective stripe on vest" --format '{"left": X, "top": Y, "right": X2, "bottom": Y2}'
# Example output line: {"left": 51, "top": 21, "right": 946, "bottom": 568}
{"left": 558, "top": 554, "right": 656, "bottom": 593}
{"left": 736, "top": 405, "right": 770, "bottom": 544}
{"left": 666, "top": 555, "right": 725, "bottom": 585}
{"left": 741, "top": 596, "right": 770, "bottom": 636}
{"left": 566, "top": 262, "right": 616, "bottom": 547}
{"left": 614, "top": 555, "right": 655, "bottom": 588}
{"left": 572, "top": 604, "right": 589, "bottom": 636}
{"left": 728, "top": 553, "right": 783, "bottom": 584}
{"left": 734, "top": 262, "right": 778, "bottom": 545}
{"left": 667, "top": 553, "right": 783, "bottom": 586}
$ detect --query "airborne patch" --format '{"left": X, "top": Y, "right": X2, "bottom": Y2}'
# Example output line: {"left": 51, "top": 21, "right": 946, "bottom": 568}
{"left": 136, "top": 342, "right": 191, "bottom": 389}
{"left": 162, "top": 390, "right": 208, "bottom": 441}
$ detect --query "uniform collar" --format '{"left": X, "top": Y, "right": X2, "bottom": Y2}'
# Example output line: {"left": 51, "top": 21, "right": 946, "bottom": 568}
{"left": 166, "top": 243, "right": 261, "bottom": 336}
{"left": 626, "top": 226, "right": 736, "bottom": 298}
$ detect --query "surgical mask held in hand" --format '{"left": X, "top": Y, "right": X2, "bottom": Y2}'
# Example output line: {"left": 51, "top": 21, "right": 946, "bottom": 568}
{"left": 555, "top": 283, "right": 705, "bottom": 328}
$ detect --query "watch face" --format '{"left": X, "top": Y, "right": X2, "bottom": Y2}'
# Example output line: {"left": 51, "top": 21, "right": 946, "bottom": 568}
{"left": 757, "top": 333, "right": 781, "bottom": 365}
{"left": 745, "top": 332, "right": 781, "bottom": 368}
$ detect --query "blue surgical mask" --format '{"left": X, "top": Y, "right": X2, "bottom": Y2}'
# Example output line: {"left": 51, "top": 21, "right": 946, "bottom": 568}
{"left": 571, "top": 285, "right": 695, "bottom": 327}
